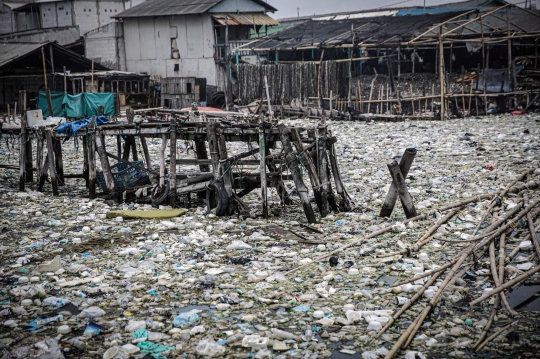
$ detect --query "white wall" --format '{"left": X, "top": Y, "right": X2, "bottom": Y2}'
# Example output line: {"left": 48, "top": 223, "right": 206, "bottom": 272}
{"left": 85, "top": 22, "right": 125, "bottom": 70}
{"left": 74, "top": 0, "right": 125, "bottom": 35}
{"left": 123, "top": 14, "right": 219, "bottom": 86}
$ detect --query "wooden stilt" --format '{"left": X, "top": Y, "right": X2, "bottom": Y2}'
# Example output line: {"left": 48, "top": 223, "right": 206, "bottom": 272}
{"left": 194, "top": 138, "right": 210, "bottom": 172}
{"left": 140, "top": 136, "right": 151, "bottom": 169}
{"left": 318, "top": 126, "right": 332, "bottom": 214}
{"left": 45, "top": 129, "right": 59, "bottom": 196}
{"left": 217, "top": 129, "right": 234, "bottom": 214}
{"left": 265, "top": 145, "right": 292, "bottom": 206}
{"left": 259, "top": 124, "right": 268, "bottom": 218}
{"left": 278, "top": 124, "right": 316, "bottom": 224}
{"left": 380, "top": 148, "right": 417, "bottom": 217}
{"left": 82, "top": 136, "right": 89, "bottom": 187}
{"left": 328, "top": 141, "right": 351, "bottom": 211}
{"left": 53, "top": 138, "right": 64, "bottom": 185}
{"left": 367, "top": 71, "right": 378, "bottom": 114}
{"left": 25, "top": 135, "right": 33, "bottom": 183}
{"left": 19, "top": 110, "right": 27, "bottom": 192}
{"left": 116, "top": 136, "right": 122, "bottom": 158}
{"left": 159, "top": 134, "right": 168, "bottom": 187}
{"left": 169, "top": 120, "right": 177, "bottom": 207}
{"left": 95, "top": 130, "right": 116, "bottom": 193}
{"left": 36, "top": 130, "right": 44, "bottom": 188}
{"left": 292, "top": 129, "right": 327, "bottom": 216}
{"left": 88, "top": 117, "right": 97, "bottom": 199}
{"left": 439, "top": 27, "right": 446, "bottom": 120}
{"left": 387, "top": 160, "right": 417, "bottom": 219}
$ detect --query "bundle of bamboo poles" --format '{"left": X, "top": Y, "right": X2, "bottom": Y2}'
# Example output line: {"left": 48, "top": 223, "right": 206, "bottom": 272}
{"left": 379, "top": 168, "right": 540, "bottom": 358}
{"left": 282, "top": 168, "right": 539, "bottom": 357}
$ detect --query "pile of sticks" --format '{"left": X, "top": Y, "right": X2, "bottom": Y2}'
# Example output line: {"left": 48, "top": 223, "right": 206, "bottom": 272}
{"left": 380, "top": 168, "right": 540, "bottom": 358}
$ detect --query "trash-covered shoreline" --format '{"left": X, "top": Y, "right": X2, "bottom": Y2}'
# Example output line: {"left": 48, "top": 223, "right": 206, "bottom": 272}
{"left": 1, "top": 115, "right": 539, "bottom": 359}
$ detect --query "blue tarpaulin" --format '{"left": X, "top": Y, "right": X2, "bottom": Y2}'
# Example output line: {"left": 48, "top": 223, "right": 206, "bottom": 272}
{"left": 56, "top": 116, "right": 110, "bottom": 139}
{"left": 38, "top": 91, "right": 115, "bottom": 118}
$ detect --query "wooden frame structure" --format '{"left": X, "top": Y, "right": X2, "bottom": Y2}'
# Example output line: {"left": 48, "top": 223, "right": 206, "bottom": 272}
{"left": 1, "top": 110, "right": 352, "bottom": 222}
{"left": 236, "top": 4, "right": 540, "bottom": 119}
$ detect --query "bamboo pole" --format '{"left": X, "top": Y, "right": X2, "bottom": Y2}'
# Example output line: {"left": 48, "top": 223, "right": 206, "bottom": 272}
{"left": 367, "top": 71, "right": 378, "bottom": 113}
{"left": 489, "top": 240, "right": 516, "bottom": 314}
{"left": 480, "top": 17, "right": 488, "bottom": 115}
{"left": 475, "top": 321, "right": 519, "bottom": 352}
{"left": 439, "top": 27, "right": 445, "bottom": 120}
{"left": 169, "top": 119, "right": 177, "bottom": 207}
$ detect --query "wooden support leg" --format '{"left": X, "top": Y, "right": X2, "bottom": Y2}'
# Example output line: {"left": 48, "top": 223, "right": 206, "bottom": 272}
{"left": 318, "top": 128, "right": 331, "bottom": 215}
{"left": 380, "top": 148, "right": 417, "bottom": 217}
{"left": 122, "top": 137, "right": 131, "bottom": 161}
{"left": 53, "top": 138, "right": 64, "bottom": 186}
{"left": 169, "top": 121, "right": 177, "bottom": 207}
{"left": 88, "top": 118, "right": 97, "bottom": 199}
{"left": 130, "top": 136, "right": 138, "bottom": 161}
{"left": 116, "top": 136, "right": 122, "bottom": 158}
{"left": 195, "top": 137, "right": 210, "bottom": 200}
{"left": 328, "top": 141, "right": 351, "bottom": 212}
{"left": 38, "top": 153, "right": 49, "bottom": 192}
{"left": 387, "top": 160, "right": 417, "bottom": 219}
{"left": 325, "top": 154, "right": 339, "bottom": 212}
{"left": 266, "top": 146, "right": 292, "bottom": 206}
{"left": 278, "top": 124, "right": 316, "bottom": 224}
{"left": 292, "top": 129, "right": 327, "bottom": 217}
{"left": 140, "top": 135, "right": 152, "bottom": 169}
{"left": 45, "top": 129, "right": 59, "bottom": 196}
{"left": 25, "top": 136, "right": 33, "bottom": 183}
{"left": 159, "top": 134, "right": 168, "bottom": 187}
{"left": 217, "top": 130, "right": 234, "bottom": 214}
{"left": 19, "top": 116, "right": 27, "bottom": 192}
{"left": 36, "top": 130, "right": 43, "bottom": 187}
{"left": 259, "top": 124, "right": 268, "bottom": 218}
{"left": 82, "top": 136, "right": 89, "bottom": 188}
{"left": 95, "top": 131, "right": 116, "bottom": 193}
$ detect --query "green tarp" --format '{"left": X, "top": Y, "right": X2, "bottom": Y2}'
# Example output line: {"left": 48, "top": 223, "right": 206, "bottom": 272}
{"left": 38, "top": 91, "right": 115, "bottom": 118}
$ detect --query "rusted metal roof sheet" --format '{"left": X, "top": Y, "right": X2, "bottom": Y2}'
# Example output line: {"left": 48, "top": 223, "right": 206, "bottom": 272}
{"left": 212, "top": 13, "right": 279, "bottom": 26}
{"left": 113, "top": 0, "right": 277, "bottom": 19}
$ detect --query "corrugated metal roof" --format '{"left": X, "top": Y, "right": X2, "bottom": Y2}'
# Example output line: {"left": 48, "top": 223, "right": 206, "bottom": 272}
{"left": 0, "top": 42, "right": 45, "bottom": 69}
{"left": 113, "top": 0, "right": 220, "bottom": 18}
{"left": 212, "top": 13, "right": 279, "bottom": 26}
{"left": 113, "top": 0, "right": 277, "bottom": 19}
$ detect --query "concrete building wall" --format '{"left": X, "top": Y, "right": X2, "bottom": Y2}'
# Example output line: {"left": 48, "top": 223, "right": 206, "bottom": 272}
{"left": 123, "top": 14, "right": 218, "bottom": 86}
{"left": 0, "top": 26, "right": 80, "bottom": 46}
{"left": 85, "top": 22, "right": 125, "bottom": 70}
{"left": 16, "top": 12, "right": 40, "bottom": 32}
{"left": 0, "top": 6, "right": 16, "bottom": 34}
{"left": 73, "top": 0, "right": 125, "bottom": 35}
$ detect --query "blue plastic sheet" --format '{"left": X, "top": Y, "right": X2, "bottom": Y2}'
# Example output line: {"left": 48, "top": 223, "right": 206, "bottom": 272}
{"left": 56, "top": 116, "right": 110, "bottom": 139}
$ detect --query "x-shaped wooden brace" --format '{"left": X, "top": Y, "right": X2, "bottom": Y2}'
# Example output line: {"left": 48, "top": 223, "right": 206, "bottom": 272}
{"left": 380, "top": 148, "right": 418, "bottom": 219}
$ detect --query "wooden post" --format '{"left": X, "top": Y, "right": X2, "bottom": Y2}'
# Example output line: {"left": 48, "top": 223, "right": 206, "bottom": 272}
{"left": 278, "top": 124, "right": 316, "bottom": 224}
{"left": 367, "top": 71, "right": 378, "bottom": 114}
{"left": 63, "top": 66, "right": 67, "bottom": 94}
{"left": 387, "top": 160, "right": 417, "bottom": 219}
{"left": 264, "top": 75, "right": 273, "bottom": 119}
{"left": 41, "top": 46, "right": 53, "bottom": 117}
{"left": 19, "top": 106, "right": 27, "bottom": 191}
{"left": 194, "top": 138, "right": 210, "bottom": 172}
{"left": 328, "top": 140, "right": 351, "bottom": 212}
{"left": 140, "top": 136, "right": 152, "bottom": 169}
{"left": 358, "top": 80, "right": 363, "bottom": 113}
{"left": 82, "top": 136, "right": 89, "bottom": 187}
{"left": 45, "top": 129, "right": 59, "bottom": 196}
{"left": 330, "top": 90, "right": 333, "bottom": 113}
{"left": 95, "top": 131, "right": 116, "bottom": 193}
{"left": 169, "top": 119, "right": 177, "bottom": 207}
{"left": 53, "top": 138, "right": 64, "bottom": 185}
{"left": 206, "top": 121, "right": 220, "bottom": 180}
{"left": 412, "top": 47, "right": 416, "bottom": 73}
{"left": 265, "top": 146, "right": 292, "bottom": 206}
{"left": 380, "top": 148, "right": 417, "bottom": 218}
{"left": 439, "top": 27, "right": 445, "bottom": 120}
{"left": 91, "top": 59, "right": 95, "bottom": 93}
{"left": 88, "top": 117, "right": 97, "bottom": 198}
{"left": 259, "top": 124, "right": 268, "bottom": 218}
{"left": 318, "top": 126, "right": 333, "bottom": 214}
{"left": 116, "top": 136, "right": 122, "bottom": 158}
{"left": 216, "top": 130, "right": 234, "bottom": 211}
{"left": 36, "top": 129, "right": 43, "bottom": 188}
{"left": 292, "top": 129, "right": 326, "bottom": 216}
{"left": 159, "top": 134, "right": 168, "bottom": 187}
{"left": 410, "top": 84, "right": 415, "bottom": 116}
{"left": 317, "top": 49, "right": 325, "bottom": 108}
{"left": 397, "top": 45, "right": 401, "bottom": 79}
{"left": 480, "top": 17, "right": 488, "bottom": 115}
